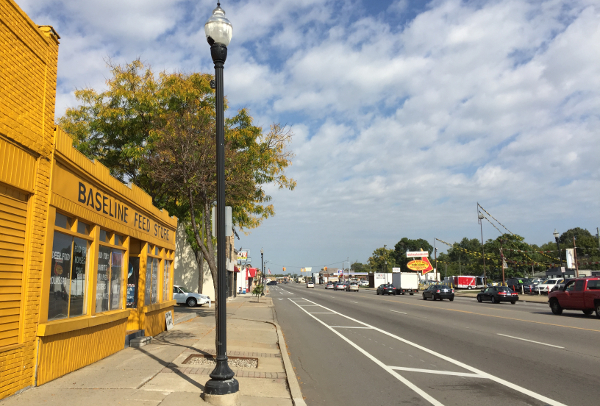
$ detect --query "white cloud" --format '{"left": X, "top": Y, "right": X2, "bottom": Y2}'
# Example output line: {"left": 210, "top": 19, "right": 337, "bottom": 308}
{"left": 18, "top": 0, "right": 600, "bottom": 271}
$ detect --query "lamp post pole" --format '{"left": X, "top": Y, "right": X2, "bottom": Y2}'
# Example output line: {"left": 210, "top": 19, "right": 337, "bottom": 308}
{"left": 554, "top": 229, "right": 563, "bottom": 276}
{"left": 204, "top": 2, "right": 238, "bottom": 397}
{"left": 261, "top": 249, "right": 264, "bottom": 287}
{"left": 478, "top": 210, "right": 486, "bottom": 283}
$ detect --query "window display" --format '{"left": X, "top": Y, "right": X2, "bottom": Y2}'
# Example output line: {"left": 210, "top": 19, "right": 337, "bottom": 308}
{"left": 163, "top": 259, "right": 171, "bottom": 301}
{"left": 48, "top": 231, "right": 88, "bottom": 321}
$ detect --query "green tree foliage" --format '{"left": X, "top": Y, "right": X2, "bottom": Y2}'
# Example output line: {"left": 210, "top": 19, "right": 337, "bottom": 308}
{"left": 367, "top": 247, "right": 396, "bottom": 273}
{"left": 351, "top": 262, "right": 367, "bottom": 272}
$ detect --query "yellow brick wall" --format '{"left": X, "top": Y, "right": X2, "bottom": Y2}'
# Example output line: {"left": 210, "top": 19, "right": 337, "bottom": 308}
{"left": 0, "top": 0, "right": 58, "bottom": 399}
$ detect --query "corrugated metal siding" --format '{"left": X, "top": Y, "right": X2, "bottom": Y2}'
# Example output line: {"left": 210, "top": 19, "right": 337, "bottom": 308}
{"left": 37, "top": 318, "right": 127, "bottom": 385}
{"left": 0, "top": 192, "right": 27, "bottom": 347}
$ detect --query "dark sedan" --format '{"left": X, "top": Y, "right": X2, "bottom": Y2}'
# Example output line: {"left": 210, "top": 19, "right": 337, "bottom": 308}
{"left": 422, "top": 284, "right": 454, "bottom": 301}
{"left": 477, "top": 286, "right": 519, "bottom": 304}
{"left": 376, "top": 284, "right": 396, "bottom": 295}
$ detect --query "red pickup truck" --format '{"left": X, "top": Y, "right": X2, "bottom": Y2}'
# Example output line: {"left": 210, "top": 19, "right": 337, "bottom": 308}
{"left": 548, "top": 277, "right": 600, "bottom": 317}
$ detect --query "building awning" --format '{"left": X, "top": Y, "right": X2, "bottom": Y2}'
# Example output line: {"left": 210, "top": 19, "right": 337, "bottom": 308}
{"left": 247, "top": 268, "right": 257, "bottom": 278}
{"left": 234, "top": 266, "right": 239, "bottom": 272}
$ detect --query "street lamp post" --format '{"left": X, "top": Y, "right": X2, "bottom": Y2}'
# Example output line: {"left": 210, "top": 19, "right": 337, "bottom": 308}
{"left": 204, "top": 2, "right": 238, "bottom": 398}
{"left": 553, "top": 229, "right": 564, "bottom": 275}
{"left": 261, "top": 249, "right": 264, "bottom": 287}
{"left": 478, "top": 211, "right": 486, "bottom": 283}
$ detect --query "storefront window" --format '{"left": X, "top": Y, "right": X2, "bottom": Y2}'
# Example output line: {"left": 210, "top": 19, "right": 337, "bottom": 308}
{"left": 126, "top": 257, "right": 139, "bottom": 308}
{"left": 96, "top": 246, "right": 124, "bottom": 312}
{"left": 163, "top": 260, "right": 170, "bottom": 301}
{"left": 110, "top": 249, "right": 123, "bottom": 310}
{"left": 48, "top": 231, "right": 88, "bottom": 321}
{"left": 96, "top": 246, "right": 111, "bottom": 312}
{"left": 69, "top": 237, "right": 88, "bottom": 317}
{"left": 144, "top": 257, "right": 159, "bottom": 305}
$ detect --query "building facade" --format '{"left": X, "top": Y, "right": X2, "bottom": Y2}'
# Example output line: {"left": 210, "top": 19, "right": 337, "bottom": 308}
{"left": 0, "top": 0, "right": 177, "bottom": 399}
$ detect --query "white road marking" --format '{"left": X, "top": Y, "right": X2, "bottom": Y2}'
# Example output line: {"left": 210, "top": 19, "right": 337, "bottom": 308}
{"left": 330, "top": 326, "right": 372, "bottom": 329}
{"left": 307, "top": 312, "right": 336, "bottom": 314}
{"left": 352, "top": 301, "right": 359, "bottom": 304}
{"left": 298, "top": 305, "right": 322, "bottom": 307}
{"left": 289, "top": 298, "right": 444, "bottom": 406}
{"left": 389, "top": 367, "right": 484, "bottom": 378}
{"left": 390, "top": 310, "right": 407, "bottom": 315}
{"left": 294, "top": 298, "right": 567, "bottom": 406}
{"left": 497, "top": 333, "right": 565, "bottom": 349}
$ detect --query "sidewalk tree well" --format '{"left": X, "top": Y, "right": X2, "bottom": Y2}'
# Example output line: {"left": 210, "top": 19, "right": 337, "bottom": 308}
{"left": 58, "top": 59, "right": 296, "bottom": 306}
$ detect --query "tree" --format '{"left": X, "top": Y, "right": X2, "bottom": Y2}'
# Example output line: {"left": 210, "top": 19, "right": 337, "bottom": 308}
{"left": 58, "top": 59, "right": 296, "bottom": 304}
{"left": 351, "top": 262, "right": 367, "bottom": 272}
{"left": 367, "top": 247, "right": 396, "bottom": 273}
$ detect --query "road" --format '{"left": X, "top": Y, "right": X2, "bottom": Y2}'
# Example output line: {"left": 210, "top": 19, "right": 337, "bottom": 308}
{"left": 269, "top": 283, "right": 600, "bottom": 406}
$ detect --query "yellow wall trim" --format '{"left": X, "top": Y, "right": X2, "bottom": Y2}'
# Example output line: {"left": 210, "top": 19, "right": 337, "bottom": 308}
{"left": 0, "top": 138, "right": 37, "bottom": 193}
{"left": 142, "top": 300, "right": 177, "bottom": 314}
{"left": 37, "top": 309, "right": 131, "bottom": 337}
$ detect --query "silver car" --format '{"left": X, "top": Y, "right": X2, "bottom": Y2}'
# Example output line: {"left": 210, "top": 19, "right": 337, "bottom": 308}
{"left": 173, "top": 285, "right": 211, "bottom": 307}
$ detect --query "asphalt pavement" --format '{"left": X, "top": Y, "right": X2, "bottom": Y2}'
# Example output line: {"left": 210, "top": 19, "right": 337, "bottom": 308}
{"left": 271, "top": 283, "right": 600, "bottom": 406}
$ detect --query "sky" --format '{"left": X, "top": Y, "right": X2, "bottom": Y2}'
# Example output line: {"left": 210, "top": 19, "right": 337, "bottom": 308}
{"left": 21, "top": 0, "right": 600, "bottom": 274}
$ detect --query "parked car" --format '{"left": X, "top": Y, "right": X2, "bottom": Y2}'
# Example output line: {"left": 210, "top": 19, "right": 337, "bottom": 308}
{"left": 548, "top": 277, "right": 600, "bottom": 317}
{"left": 376, "top": 284, "right": 396, "bottom": 295}
{"left": 506, "top": 278, "right": 526, "bottom": 293}
{"left": 346, "top": 282, "right": 359, "bottom": 292}
{"left": 306, "top": 282, "right": 315, "bottom": 288}
{"left": 536, "top": 278, "right": 564, "bottom": 294}
{"left": 173, "top": 285, "right": 211, "bottom": 307}
{"left": 477, "top": 286, "right": 519, "bottom": 304}
{"left": 326, "top": 282, "right": 335, "bottom": 289}
{"left": 267, "top": 280, "right": 277, "bottom": 285}
{"left": 359, "top": 280, "right": 369, "bottom": 287}
{"left": 550, "top": 279, "right": 574, "bottom": 293}
{"left": 422, "top": 284, "right": 454, "bottom": 301}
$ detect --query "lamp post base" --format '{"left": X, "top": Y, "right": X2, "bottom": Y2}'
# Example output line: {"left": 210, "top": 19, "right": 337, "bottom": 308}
{"left": 204, "top": 377, "right": 239, "bottom": 396}
{"left": 203, "top": 387, "right": 240, "bottom": 406}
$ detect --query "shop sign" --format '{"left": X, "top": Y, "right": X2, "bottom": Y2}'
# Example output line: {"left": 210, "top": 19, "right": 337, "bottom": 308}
{"left": 407, "top": 260, "right": 429, "bottom": 271}
{"left": 406, "top": 251, "right": 429, "bottom": 258}
{"left": 53, "top": 165, "right": 173, "bottom": 242}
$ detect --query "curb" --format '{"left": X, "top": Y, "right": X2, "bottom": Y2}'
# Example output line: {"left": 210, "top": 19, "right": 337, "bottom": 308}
{"left": 174, "top": 312, "right": 197, "bottom": 325}
{"left": 272, "top": 320, "right": 307, "bottom": 406}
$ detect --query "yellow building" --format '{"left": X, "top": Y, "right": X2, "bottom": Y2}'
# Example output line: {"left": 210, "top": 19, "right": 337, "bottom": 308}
{"left": 0, "top": 0, "right": 177, "bottom": 398}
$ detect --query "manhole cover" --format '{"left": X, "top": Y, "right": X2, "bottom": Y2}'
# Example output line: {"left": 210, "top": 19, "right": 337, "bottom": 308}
{"left": 183, "top": 354, "right": 258, "bottom": 369}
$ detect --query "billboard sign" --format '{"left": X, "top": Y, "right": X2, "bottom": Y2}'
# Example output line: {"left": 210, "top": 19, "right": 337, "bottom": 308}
{"left": 407, "top": 251, "right": 429, "bottom": 258}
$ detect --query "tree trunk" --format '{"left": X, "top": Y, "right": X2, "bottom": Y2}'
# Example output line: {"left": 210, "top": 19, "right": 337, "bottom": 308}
{"left": 196, "top": 249, "right": 204, "bottom": 294}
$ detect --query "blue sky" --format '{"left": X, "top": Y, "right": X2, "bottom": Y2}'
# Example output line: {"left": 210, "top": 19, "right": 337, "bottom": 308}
{"left": 21, "top": 0, "right": 600, "bottom": 273}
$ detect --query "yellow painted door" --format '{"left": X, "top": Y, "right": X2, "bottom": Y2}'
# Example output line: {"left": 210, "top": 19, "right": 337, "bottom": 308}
{"left": 0, "top": 191, "right": 27, "bottom": 347}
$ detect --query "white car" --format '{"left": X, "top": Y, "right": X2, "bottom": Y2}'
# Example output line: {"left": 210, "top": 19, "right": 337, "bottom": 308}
{"left": 173, "top": 285, "right": 211, "bottom": 307}
{"left": 536, "top": 278, "right": 564, "bottom": 294}
{"left": 306, "top": 282, "right": 315, "bottom": 288}
{"left": 347, "top": 282, "right": 359, "bottom": 292}
{"left": 359, "top": 280, "right": 369, "bottom": 287}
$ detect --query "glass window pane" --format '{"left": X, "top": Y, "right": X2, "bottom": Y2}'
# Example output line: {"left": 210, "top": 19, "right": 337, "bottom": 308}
{"left": 99, "top": 229, "right": 108, "bottom": 243}
{"left": 96, "top": 246, "right": 111, "bottom": 313}
{"left": 77, "top": 221, "right": 90, "bottom": 235}
{"left": 69, "top": 237, "right": 88, "bottom": 317}
{"left": 145, "top": 258, "right": 153, "bottom": 306}
{"left": 151, "top": 258, "right": 159, "bottom": 304}
{"left": 48, "top": 232, "right": 72, "bottom": 321}
{"left": 163, "top": 260, "right": 170, "bottom": 301}
{"left": 154, "top": 247, "right": 159, "bottom": 255}
{"left": 54, "top": 213, "right": 73, "bottom": 229}
{"left": 114, "top": 234, "right": 123, "bottom": 246}
{"left": 110, "top": 249, "right": 124, "bottom": 310}
{"left": 147, "top": 244, "right": 151, "bottom": 254}
{"left": 126, "top": 257, "right": 139, "bottom": 308}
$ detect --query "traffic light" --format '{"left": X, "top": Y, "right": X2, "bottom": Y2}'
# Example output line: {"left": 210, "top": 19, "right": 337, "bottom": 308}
{"left": 324, "top": 267, "right": 327, "bottom": 272}
{"left": 283, "top": 267, "right": 286, "bottom": 272}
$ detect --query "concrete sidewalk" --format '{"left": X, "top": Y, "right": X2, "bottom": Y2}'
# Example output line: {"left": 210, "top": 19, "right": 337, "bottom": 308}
{"left": 0, "top": 295, "right": 304, "bottom": 406}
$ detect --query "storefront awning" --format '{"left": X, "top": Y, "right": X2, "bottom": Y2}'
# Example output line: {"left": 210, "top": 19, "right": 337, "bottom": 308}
{"left": 234, "top": 266, "right": 239, "bottom": 272}
{"left": 247, "top": 268, "right": 257, "bottom": 278}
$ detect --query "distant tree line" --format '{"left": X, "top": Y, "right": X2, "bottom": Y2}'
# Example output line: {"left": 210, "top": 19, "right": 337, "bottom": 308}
{"left": 349, "top": 227, "right": 600, "bottom": 280}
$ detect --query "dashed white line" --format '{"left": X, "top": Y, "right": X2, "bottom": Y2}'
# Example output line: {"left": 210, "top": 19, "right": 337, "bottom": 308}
{"left": 390, "top": 310, "right": 407, "bottom": 315}
{"left": 497, "top": 333, "right": 565, "bottom": 349}
{"left": 389, "top": 366, "right": 484, "bottom": 378}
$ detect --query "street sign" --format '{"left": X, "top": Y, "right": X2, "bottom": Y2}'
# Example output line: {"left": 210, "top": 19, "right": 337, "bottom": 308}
{"left": 392, "top": 267, "right": 401, "bottom": 273}
{"left": 407, "top": 251, "right": 429, "bottom": 258}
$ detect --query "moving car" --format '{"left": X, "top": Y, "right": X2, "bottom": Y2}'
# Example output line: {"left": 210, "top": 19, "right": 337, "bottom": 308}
{"left": 326, "top": 282, "right": 335, "bottom": 289}
{"left": 548, "top": 277, "right": 600, "bottom": 317}
{"left": 376, "top": 284, "right": 396, "bottom": 295}
{"left": 173, "top": 285, "right": 211, "bottom": 307}
{"left": 267, "top": 280, "right": 277, "bottom": 286}
{"left": 422, "top": 284, "right": 454, "bottom": 301}
{"left": 334, "top": 282, "right": 346, "bottom": 291}
{"left": 346, "top": 282, "right": 359, "bottom": 292}
{"left": 477, "top": 286, "right": 519, "bottom": 304}
{"left": 306, "top": 282, "right": 315, "bottom": 288}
